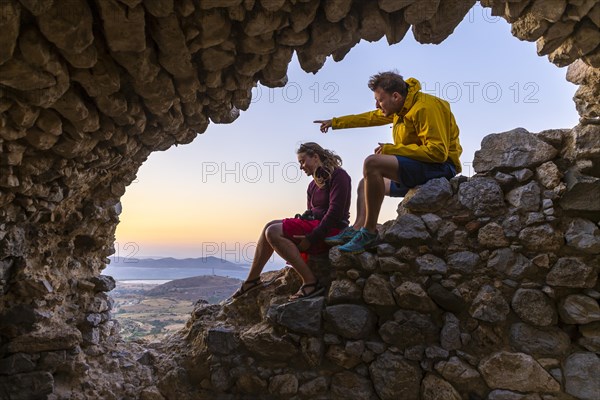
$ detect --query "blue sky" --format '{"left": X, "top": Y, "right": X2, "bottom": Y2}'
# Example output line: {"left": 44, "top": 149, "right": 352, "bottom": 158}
{"left": 113, "top": 4, "right": 579, "bottom": 265}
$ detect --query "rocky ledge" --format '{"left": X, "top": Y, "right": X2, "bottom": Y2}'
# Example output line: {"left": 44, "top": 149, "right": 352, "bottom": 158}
{"left": 141, "top": 128, "right": 600, "bottom": 400}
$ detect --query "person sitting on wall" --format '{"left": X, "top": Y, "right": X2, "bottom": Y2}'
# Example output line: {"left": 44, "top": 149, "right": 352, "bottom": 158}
{"left": 231, "top": 142, "right": 352, "bottom": 301}
{"left": 315, "top": 71, "right": 462, "bottom": 254}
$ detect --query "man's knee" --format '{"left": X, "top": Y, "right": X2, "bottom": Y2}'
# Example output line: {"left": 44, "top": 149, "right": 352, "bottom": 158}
{"left": 363, "top": 154, "right": 383, "bottom": 172}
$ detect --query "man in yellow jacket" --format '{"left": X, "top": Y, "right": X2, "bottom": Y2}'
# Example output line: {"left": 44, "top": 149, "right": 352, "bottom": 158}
{"left": 315, "top": 71, "right": 462, "bottom": 253}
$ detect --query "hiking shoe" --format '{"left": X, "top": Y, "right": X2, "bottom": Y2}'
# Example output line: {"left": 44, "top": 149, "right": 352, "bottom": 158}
{"left": 324, "top": 227, "right": 358, "bottom": 246}
{"left": 338, "top": 228, "right": 378, "bottom": 254}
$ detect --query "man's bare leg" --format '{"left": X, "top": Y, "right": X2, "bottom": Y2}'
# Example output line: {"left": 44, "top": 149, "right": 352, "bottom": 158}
{"left": 353, "top": 178, "right": 391, "bottom": 230}
{"left": 363, "top": 155, "right": 401, "bottom": 232}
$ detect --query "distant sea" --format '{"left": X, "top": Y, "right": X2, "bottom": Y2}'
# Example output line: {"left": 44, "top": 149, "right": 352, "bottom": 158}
{"left": 103, "top": 265, "right": 252, "bottom": 281}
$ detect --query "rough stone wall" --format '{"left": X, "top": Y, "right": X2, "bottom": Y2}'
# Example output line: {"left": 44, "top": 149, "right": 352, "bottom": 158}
{"left": 0, "top": 0, "right": 598, "bottom": 399}
{"left": 152, "top": 128, "right": 600, "bottom": 400}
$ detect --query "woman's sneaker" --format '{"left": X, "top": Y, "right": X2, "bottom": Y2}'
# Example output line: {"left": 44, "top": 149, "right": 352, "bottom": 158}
{"left": 338, "top": 228, "right": 378, "bottom": 254}
{"left": 324, "top": 227, "right": 358, "bottom": 246}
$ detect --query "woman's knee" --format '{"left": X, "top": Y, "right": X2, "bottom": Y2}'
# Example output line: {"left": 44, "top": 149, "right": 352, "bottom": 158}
{"left": 265, "top": 223, "right": 283, "bottom": 241}
{"left": 264, "top": 219, "right": 282, "bottom": 231}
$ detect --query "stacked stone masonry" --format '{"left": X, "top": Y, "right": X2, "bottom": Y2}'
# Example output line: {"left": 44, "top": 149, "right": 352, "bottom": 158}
{"left": 148, "top": 128, "right": 599, "bottom": 400}
{"left": 0, "top": 0, "right": 599, "bottom": 399}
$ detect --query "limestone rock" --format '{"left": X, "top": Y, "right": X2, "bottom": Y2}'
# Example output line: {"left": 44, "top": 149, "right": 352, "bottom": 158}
{"left": 536, "top": 161, "right": 562, "bottom": 189}
{"left": 331, "top": 371, "right": 375, "bottom": 400}
{"left": 206, "top": 326, "right": 239, "bottom": 355}
{"left": 579, "top": 321, "right": 600, "bottom": 352}
{"left": 509, "top": 323, "right": 570, "bottom": 357}
{"left": 478, "top": 222, "right": 510, "bottom": 248}
{"left": 559, "top": 167, "right": 600, "bottom": 213}
{"left": 403, "top": 177, "right": 453, "bottom": 212}
{"left": 89, "top": 275, "right": 116, "bottom": 292}
{"left": 546, "top": 257, "right": 598, "bottom": 288}
{"left": 435, "top": 356, "right": 482, "bottom": 389}
{"left": 0, "top": 353, "right": 36, "bottom": 375}
{"left": 369, "top": 351, "right": 422, "bottom": 400}
{"left": 440, "top": 313, "right": 461, "bottom": 351}
{"left": 268, "top": 374, "right": 298, "bottom": 396}
{"left": 458, "top": 177, "right": 505, "bottom": 217}
{"left": 564, "top": 352, "right": 600, "bottom": 400}
{"left": 487, "top": 390, "right": 543, "bottom": 400}
{"left": 379, "top": 311, "right": 439, "bottom": 349}
{"left": 327, "top": 279, "right": 363, "bottom": 304}
{"left": 506, "top": 181, "right": 541, "bottom": 211}
{"left": 267, "top": 297, "right": 324, "bottom": 335}
{"left": 565, "top": 123, "right": 600, "bottom": 161}
{"left": 394, "top": 281, "right": 438, "bottom": 313}
{"left": 421, "top": 373, "right": 461, "bottom": 400}
{"left": 8, "top": 327, "right": 82, "bottom": 353}
{"left": 298, "top": 377, "right": 327, "bottom": 397}
{"left": 412, "top": 0, "right": 475, "bottom": 45}
{"left": 37, "top": 0, "right": 93, "bottom": 53}
{"left": 363, "top": 274, "right": 395, "bottom": 306}
{"left": 324, "top": 0, "right": 353, "bottom": 23}
{"left": 384, "top": 214, "right": 431, "bottom": 243}
{"left": 447, "top": 251, "right": 481, "bottom": 274}
{"left": 427, "top": 283, "right": 466, "bottom": 313}
{"left": 416, "top": 254, "right": 447, "bottom": 275}
{"left": 488, "top": 248, "right": 535, "bottom": 279}
{"left": 239, "top": 322, "right": 297, "bottom": 360}
{"left": 530, "top": 0, "right": 567, "bottom": 23}
{"left": 511, "top": 289, "right": 557, "bottom": 327}
{"left": 0, "top": 372, "right": 54, "bottom": 400}
{"left": 378, "top": 257, "right": 410, "bottom": 273}
{"left": 323, "top": 304, "right": 376, "bottom": 339}
{"left": 326, "top": 344, "right": 361, "bottom": 369}
{"left": 473, "top": 129, "right": 558, "bottom": 173}
{"left": 479, "top": 351, "right": 560, "bottom": 392}
{"left": 565, "top": 218, "right": 600, "bottom": 254}
{"left": 0, "top": 0, "right": 20, "bottom": 65}
{"left": 558, "top": 294, "right": 600, "bottom": 324}
{"left": 469, "top": 285, "right": 510, "bottom": 323}
{"left": 97, "top": 0, "right": 146, "bottom": 52}
{"left": 300, "top": 336, "right": 324, "bottom": 367}
{"left": 518, "top": 224, "right": 563, "bottom": 252}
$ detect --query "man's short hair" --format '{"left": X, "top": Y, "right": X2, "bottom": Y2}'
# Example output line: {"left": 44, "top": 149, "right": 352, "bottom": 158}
{"left": 368, "top": 71, "right": 408, "bottom": 97}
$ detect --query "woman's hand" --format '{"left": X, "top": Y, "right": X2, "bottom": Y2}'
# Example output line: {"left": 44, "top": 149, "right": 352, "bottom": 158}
{"left": 314, "top": 120, "right": 332, "bottom": 133}
{"left": 293, "top": 235, "right": 311, "bottom": 252}
{"left": 374, "top": 143, "right": 384, "bottom": 154}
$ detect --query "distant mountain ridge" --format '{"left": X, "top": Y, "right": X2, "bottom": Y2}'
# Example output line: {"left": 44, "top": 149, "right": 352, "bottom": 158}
{"left": 145, "top": 275, "right": 242, "bottom": 301}
{"left": 107, "top": 256, "right": 248, "bottom": 271}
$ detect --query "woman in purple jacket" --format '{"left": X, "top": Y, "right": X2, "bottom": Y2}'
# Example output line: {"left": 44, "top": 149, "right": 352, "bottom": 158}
{"left": 232, "top": 142, "right": 352, "bottom": 301}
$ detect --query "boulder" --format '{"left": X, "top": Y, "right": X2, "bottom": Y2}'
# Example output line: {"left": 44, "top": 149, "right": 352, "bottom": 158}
{"left": 473, "top": 128, "right": 558, "bottom": 172}
{"left": 478, "top": 351, "right": 560, "bottom": 392}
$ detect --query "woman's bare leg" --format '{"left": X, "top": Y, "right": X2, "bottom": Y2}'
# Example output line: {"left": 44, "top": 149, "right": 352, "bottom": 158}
{"left": 244, "top": 219, "right": 281, "bottom": 282}
{"left": 265, "top": 223, "right": 316, "bottom": 287}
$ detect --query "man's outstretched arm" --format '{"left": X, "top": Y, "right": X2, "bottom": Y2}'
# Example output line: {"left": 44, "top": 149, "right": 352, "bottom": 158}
{"left": 314, "top": 110, "right": 393, "bottom": 132}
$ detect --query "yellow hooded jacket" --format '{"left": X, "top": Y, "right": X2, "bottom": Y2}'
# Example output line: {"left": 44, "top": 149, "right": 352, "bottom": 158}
{"left": 331, "top": 78, "right": 463, "bottom": 173}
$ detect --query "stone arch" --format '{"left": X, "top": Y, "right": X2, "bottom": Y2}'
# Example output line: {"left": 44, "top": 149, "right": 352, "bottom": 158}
{"left": 0, "top": 1, "right": 598, "bottom": 399}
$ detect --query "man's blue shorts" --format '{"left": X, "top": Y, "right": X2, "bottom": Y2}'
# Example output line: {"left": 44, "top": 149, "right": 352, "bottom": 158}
{"left": 389, "top": 156, "right": 457, "bottom": 197}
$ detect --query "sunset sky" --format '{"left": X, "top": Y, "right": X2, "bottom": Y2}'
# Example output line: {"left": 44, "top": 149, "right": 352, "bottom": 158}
{"left": 113, "top": 4, "right": 579, "bottom": 266}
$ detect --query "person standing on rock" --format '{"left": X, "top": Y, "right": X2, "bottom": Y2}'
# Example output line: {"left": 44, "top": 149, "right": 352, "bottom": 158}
{"left": 231, "top": 142, "right": 352, "bottom": 301}
{"left": 315, "top": 71, "right": 462, "bottom": 253}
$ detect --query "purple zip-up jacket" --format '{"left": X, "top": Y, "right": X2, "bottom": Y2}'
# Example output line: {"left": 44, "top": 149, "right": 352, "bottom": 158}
{"left": 305, "top": 167, "right": 352, "bottom": 244}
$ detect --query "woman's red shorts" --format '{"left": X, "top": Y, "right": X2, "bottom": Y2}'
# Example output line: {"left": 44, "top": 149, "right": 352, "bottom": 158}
{"left": 281, "top": 218, "right": 342, "bottom": 255}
